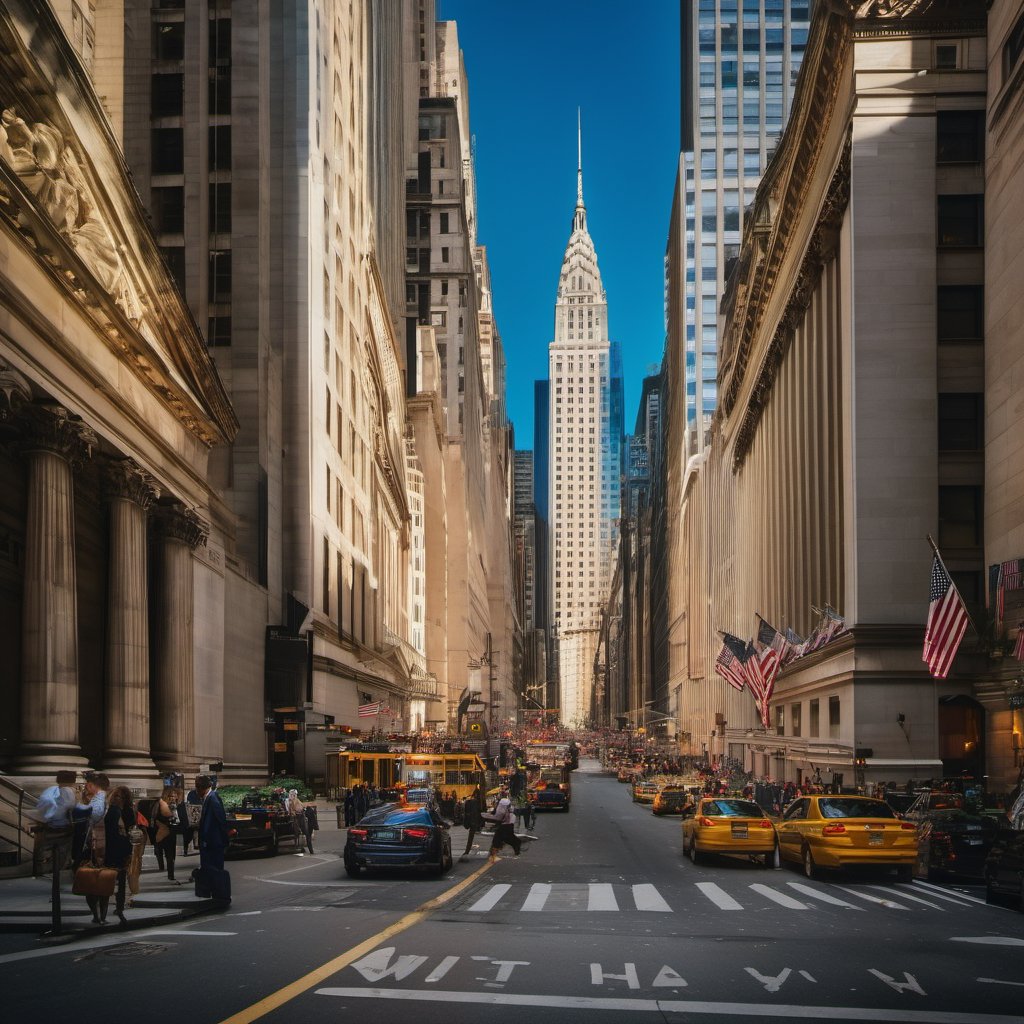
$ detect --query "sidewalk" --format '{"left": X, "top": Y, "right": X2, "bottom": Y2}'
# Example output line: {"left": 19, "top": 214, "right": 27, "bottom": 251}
{"left": 0, "top": 850, "right": 225, "bottom": 949}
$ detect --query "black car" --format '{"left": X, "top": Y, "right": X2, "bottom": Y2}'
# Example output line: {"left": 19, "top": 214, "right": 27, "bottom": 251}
{"left": 344, "top": 803, "right": 452, "bottom": 878}
{"left": 914, "top": 809, "right": 1003, "bottom": 882}
{"left": 984, "top": 827, "right": 1024, "bottom": 911}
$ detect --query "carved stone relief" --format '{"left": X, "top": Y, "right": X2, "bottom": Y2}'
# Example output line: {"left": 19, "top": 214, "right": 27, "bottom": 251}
{"left": 152, "top": 502, "right": 209, "bottom": 550}
{"left": 19, "top": 402, "right": 96, "bottom": 466}
{"left": 101, "top": 457, "right": 159, "bottom": 510}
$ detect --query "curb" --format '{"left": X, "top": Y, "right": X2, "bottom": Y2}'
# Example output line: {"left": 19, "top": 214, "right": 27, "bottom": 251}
{"left": 32, "top": 897, "right": 227, "bottom": 945}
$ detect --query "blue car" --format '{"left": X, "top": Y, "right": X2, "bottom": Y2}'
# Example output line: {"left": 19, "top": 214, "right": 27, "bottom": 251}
{"left": 344, "top": 803, "right": 452, "bottom": 878}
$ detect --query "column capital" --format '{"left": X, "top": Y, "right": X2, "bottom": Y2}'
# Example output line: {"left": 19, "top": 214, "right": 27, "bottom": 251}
{"left": 153, "top": 501, "right": 209, "bottom": 550}
{"left": 0, "top": 361, "right": 32, "bottom": 425}
{"left": 20, "top": 403, "right": 97, "bottom": 466}
{"left": 101, "top": 457, "right": 159, "bottom": 510}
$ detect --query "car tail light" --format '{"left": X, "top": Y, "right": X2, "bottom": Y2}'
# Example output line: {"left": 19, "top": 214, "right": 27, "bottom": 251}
{"left": 349, "top": 828, "right": 368, "bottom": 840}
{"left": 404, "top": 827, "right": 430, "bottom": 839}
{"left": 900, "top": 822, "right": 916, "bottom": 831}
{"left": 698, "top": 816, "right": 716, "bottom": 827}
{"left": 822, "top": 823, "right": 846, "bottom": 835}
{"left": 758, "top": 820, "right": 773, "bottom": 829}
{"left": 229, "top": 828, "right": 237, "bottom": 837}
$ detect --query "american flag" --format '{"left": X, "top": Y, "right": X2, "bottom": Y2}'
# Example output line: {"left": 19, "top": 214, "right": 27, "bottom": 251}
{"left": 714, "top": 633, "right": 748, "bottom": 691}
{"left": 923, "top": 555, "right": 970, "bottom": 678}
{"left": 756, "top": 616, "right": 787, "bottom": 657}
{"left": 996, "top": 559, "right": 1024, "bottom": 624}
{"left": 1013, "top": 623, "right": 1024, "bottom": 662}
{"left": 357, "top": 701, "right": 383, "bottom": 717}
{"left": 782, "top": 627, "right": 806, "bottom": 666}
{"left": 744, "top": 642, "right": 781, "bottom": 729}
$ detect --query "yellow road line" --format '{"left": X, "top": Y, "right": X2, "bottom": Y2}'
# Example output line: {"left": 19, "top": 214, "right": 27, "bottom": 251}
{"left": 217, "top": 860, "right": 494, "bottom": 1024}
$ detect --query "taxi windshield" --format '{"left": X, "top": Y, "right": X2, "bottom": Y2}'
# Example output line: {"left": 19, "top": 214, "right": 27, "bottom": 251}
{"left": 819, "top": 798, "right": 895, "bottom": 819}
{"left": 705, "top": 799, "right": 763, "bottom": 817}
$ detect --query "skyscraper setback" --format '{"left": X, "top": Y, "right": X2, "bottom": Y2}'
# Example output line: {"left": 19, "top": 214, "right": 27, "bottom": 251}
{"left": 548, "top": 126, "right": 623, "bottom": 726}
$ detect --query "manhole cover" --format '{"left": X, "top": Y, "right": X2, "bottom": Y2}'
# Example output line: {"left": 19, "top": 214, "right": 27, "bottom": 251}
{"left": 77, "top": 942, "right": 171, "bottom": 961}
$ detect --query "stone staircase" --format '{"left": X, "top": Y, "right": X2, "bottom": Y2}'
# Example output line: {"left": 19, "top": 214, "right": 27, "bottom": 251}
{"left": 0, "top": 774, "right": 37, "bottom": 878}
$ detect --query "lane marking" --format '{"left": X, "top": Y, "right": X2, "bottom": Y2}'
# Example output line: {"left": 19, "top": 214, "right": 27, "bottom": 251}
{"left": 632, "top": 883, "right": 672, "bottom": 912}
{"left": 0, "top": 928, "right": 235, "bottom": 966}
{"left": 264, "top": 855, "right": 338, "bottom": 877}
{"left": 749, "top": 884, "right": 808, "bottom": 910}
{"left": 694, "top": 882, "right": 743, "bottom": 911}
{"left": 521, "top": 883, "right": 552, "bottom": 912}
{"left": 312, "top": 988, "right": 1024, "bottom": 1020}
{"left": 245, "top": 877, "right": 374, "bottom": 888}
{"left": 907, "top": 881, "right": 984, "bottom": 907}
{"left": 835, "top": 886, "right": 909, "bottom": 910}
{"left": 864, "top": 886, "right": 945, "bottom": 911}
{"left": 587, "top": 883, "right": 618, "bottom": 911}
{"left": 951, "top": 936, "right": 1024, "bottom": 946}
{"left": 786, "top": 883, "right": 864, "bottom": 910}
{"left": 978, "top": 977, "right": 1024, "bottom": 987}
{"left": 468, "top": 884, "right": 510, "bottom": 913}
{"left": 215, "top": 858, "right": 494, "bottom": 1024}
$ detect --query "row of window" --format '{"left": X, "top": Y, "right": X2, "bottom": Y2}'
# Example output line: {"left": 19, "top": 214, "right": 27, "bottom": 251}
{"left": 152, "top": 125, "right": 231, "bottom": 174}
{"left": 775, "top": 695, "right": 841, "bottom": 739}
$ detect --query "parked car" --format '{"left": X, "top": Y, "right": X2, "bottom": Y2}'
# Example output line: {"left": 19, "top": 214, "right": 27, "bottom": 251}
{"left": 344, "top": 803, "right": 452, "bottom": 878}
{"left": 881, "top": 791, "right": 919, "bottom": 817}
{"left": 776, "top": 795, "right": 917, "bottom": 880}
{"left": 914, "top": 809, "right": 1004, "bottom": 882}
{"left": 225, "top": 803, "right": 300, "bottom": 856}
{"left": 984, "top": 827, "right": 1024, "bottom": 911}
{"left": 682, "top": 798, "right": 778, "bottom": 866}
{"left": 632, "top": 780, "right": 660, "bottom": 804}
{"left": 653, "top": 786, "right": 694, "bottom": 816}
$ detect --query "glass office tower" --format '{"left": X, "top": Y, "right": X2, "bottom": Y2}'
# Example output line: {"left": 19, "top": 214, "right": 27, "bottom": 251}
{"left": 682, "top": 0, "right": 811, "bottom": 454}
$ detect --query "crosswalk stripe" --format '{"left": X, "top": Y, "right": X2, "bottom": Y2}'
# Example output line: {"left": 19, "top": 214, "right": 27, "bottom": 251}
{"left": 588, "top": 883, "right": 618, "bottom": 911}
{"left": 905, "top": 881, "right": 976, "bottom": 907}
{"left": 468, "top": 884, "right": 510, "bottom": 912}
{"left": 632, "top": 884, "right": 672, "bottom": 912}
{"left": 749, "top": 883, "right": 808, "bottom": 909}
{"left": 866, "top": 885, "right": 946, "bottom": 910}
{"left": 521, "top": 883, "right": 551, "bottom": 912}
{"left": 786, "top": 882, "right": 864, "bottom": 910}
{"left": 695, "top": 882, "right": 744, "bottom": 910}
{"left": 835, "top": 885, "right": 909, "bottom": 910}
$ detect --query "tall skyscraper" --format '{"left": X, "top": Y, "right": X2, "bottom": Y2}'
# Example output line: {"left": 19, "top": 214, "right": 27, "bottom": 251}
{"left": 548, "top": 123, "right": 624, "bottom": 726}
{"left": 681, "top": 0, "right": 810, "bottom": 454}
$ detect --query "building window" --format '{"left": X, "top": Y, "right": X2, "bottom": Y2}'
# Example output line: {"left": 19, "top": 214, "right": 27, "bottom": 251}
{"left": 791, "top": 703, "right": 801, "bottom": 738}
{"left": 208, "top": 249, "right": 232, "bottom": 302}
{"left": 439, "top": 212, "right": 449, "bottom": 233}
{"left": 775, "top": 706, "right": 785, "bottom": 737}
{"left": 938, "top": 393, "right": 983, "bottom": 451}
{"left": 151, "top": 73, "right": 183, "bottom": 118}
{"left": 207, "top": 316, "right": 231, "bottom": 347}
{"left": 937, "top": 195, "right": 983, "bottom": 247}
{"left": 209, "top": 66, "right": 231, "bottom": 115}
{"left": 150, "top": 185, "right": 184, "bottom": 234}
{"left": 209, "top": 125, "right": 231, "bottom": 171}
{"left": 939, "top": 485, "right": 983, "bottom": 548}
{"left": 936, "top": 111, "right": 984, "bottom": 164}
{"left": 808, "top": 699, "right": 819, "bottom": 738}
{"left": 209, "top": 17, "right": 231, "bottom": 66}
{"left": 1005, "top": 10, "right": 1024, "bottom": 81}
{"left": 151, "top": 127, "right": 183, "bottom": 174}
{"left": 935, "top": 43, "right": 958, "bottom": 70}
{"left": 937, "top": 285, "right": 983, "bottom": 343}
{"left": 441, "top": 246, "right": 449, "bottom": 263}
{"left": 209, "top": 182, "right": 231, "bottom": 234}
{"left": 828, "top": 696, "right": 840, "bottom": 739}
{"left": 160, "top": 245, "right": 186, "bottom": 295}
{"left": 153, "top": 21, "right": 185, "bottom": 61}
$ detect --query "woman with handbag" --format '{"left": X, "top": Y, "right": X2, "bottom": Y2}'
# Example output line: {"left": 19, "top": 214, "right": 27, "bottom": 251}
{"left": 77, "top": 785, "right": 134, "bottom": 925}
{"left": 151, "top": 786, "right": 180, "bottom": 881}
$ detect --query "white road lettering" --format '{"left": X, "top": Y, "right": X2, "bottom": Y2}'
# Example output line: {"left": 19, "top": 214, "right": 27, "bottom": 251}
{"left": 651, "top": 965, "right": 687, "bottom": 988}
{"left": 489, "top": 960, "right": 530, "bottom": 983}
{"left": 868, "top": 969, "right": 926, "bottom": 995}
{"left": 798, "top": 970, "right": 817, "bottom": 983}
{"left": 978, "top": 977, "right": 1024, "bottom": 987}
{"left": 424, "top": 956, "right": 460, "bottom": 983}
{"left": 590, "top": 963, "right": 640, "bottom": 989}
{"left": 351, "top": 946, "right": 428, "bottom": 983}
{"left": 744, "top": 967, "right": 791, "bottom": 993}
{"left": 952, "top": 936, "right": 1024, "bottom": 946}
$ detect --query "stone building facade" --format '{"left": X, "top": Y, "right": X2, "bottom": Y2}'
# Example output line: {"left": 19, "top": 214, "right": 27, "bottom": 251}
{"left": 661, "top": 0, "right": 1017, "bottom": 788}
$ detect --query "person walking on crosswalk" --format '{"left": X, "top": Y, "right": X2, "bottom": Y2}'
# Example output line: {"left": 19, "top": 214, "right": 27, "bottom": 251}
{"left": 484, "top": 786, "right": 521, "bottom": 863}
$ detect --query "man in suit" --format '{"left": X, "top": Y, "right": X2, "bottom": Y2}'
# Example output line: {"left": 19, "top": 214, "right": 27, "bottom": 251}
{"left": 195, "top": 774, "right": 229, "bottom": 872}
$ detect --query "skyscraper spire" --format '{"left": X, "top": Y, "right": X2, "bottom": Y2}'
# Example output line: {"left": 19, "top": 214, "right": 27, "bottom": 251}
{"left": 576, "top": 107, "right": 584, "bottom": 207}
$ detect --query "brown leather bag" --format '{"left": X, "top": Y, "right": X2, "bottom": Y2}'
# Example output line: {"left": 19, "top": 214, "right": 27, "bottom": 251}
{"left": 72, "top": 865, "right": 118, "bottom": 897}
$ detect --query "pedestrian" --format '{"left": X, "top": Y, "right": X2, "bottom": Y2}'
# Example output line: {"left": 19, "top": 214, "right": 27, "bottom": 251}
{"left": 286, "top": 789, "right": 314, "bottom": 854}
{"left": 195, "top": 774, "right": 230, "bottom": 873}
{"left": 484, "top": 787, "right": 521, "bottom": 863}
{"left": 151, "top": 786, "right": 179, "bottom": 881}
{"left": 180, "top": 785, "right": 201, "bottom": 856}
{"left": 343, "top": 788, "right": 356, "bottom": 826}
{"left": 460, "top": 786, "right": 484, "bottom": 861}
{"left": 71, "top": 771, "right": 106, "bottom": 867}
{"left": 28, "top": 770, "right": 77, "bottom": 876}
{"left": 84, "top": 773, "right": 111, "bottom": 870}
{"left": 81, "top": 785, "right": 134, "bottom": 925}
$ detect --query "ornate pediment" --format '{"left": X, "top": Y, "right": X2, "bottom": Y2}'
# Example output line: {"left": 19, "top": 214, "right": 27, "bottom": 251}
{"left": 855, "top": 0, "right": 938, "bottom": 15}
{"left": 0, "top": 0, "right": 237, "bottom": 449}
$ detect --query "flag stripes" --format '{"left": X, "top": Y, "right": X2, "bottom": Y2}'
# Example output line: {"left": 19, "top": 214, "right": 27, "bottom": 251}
{"left": 922, "top": 555, "right": 969, "bottom": 679}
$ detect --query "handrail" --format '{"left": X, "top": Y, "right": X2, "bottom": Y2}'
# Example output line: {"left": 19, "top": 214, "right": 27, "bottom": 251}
{"left": 0, "top": 774, "right": 37, "bottom": 865}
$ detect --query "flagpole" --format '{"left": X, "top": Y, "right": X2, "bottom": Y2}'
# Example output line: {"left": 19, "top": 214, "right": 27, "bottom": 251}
{"left": 926, "top": 533, "right": 979, "bottom": 638}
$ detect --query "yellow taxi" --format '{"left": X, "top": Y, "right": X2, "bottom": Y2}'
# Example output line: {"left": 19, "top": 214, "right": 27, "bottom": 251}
{"left": 775, "top": 794, "right": 917, "bottom": 881}
{"left": 681, "top": 797, "right": 778, "bottom": 865}
{"left": 653, "top": 786, "right": 694, "bottom": 816}
{"left": 632, "top": 780, "right": 660, "bottom": 804}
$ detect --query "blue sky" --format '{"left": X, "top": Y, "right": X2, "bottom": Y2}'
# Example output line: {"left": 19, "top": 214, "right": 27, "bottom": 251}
{"left": 439, "top": 0, "right": 681, "bottom": 445}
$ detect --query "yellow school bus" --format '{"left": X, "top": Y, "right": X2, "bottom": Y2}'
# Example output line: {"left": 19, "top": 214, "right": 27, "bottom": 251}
{"left": 326, "top": 749, "right": 486, "bottom": 800}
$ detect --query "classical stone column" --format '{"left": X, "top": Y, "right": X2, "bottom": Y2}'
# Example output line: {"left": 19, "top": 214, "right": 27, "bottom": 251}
{"left": 102, "top": 458, "right": 159, "bottom": 779}
{"left": 16, "top": 404, "right": 96, "bottom": 773}
{"left": 151, "top": 502, "right": 208, "bottom": 773}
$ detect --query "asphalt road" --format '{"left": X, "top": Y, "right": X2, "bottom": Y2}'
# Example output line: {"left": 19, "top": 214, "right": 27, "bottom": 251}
{"left": 5, "top": 761, "right": 1024, "bottom": 1024}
